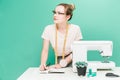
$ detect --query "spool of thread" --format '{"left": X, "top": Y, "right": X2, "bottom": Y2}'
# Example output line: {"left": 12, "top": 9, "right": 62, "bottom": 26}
{"left": 87, "top": 68, "right": 97, "bottom": 77}
{"left": 89, "top": 68, "right": 92, "bottom": 75}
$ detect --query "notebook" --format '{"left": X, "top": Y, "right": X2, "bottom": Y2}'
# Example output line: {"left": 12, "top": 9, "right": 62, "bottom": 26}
{"left": 39, "top": 68, "right": 65, "bottom": 74}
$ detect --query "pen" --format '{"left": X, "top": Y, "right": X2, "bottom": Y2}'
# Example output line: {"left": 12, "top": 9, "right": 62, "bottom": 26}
{"left": 44, "top": 62, "right": 50, "bottom": 70}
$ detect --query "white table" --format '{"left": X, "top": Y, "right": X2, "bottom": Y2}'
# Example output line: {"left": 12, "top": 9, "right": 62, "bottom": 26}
{"left": 17, "top": 67, "right": 120, "bottom": 80}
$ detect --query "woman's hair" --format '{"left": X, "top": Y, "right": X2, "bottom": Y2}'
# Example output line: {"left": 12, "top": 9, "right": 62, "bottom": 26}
{"left": 57, "top": 3, "right": 75, "bottom": 21}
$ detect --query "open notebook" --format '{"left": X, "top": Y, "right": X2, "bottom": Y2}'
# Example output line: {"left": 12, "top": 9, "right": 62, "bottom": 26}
{"left": 39, "top": 68, "right": 65, "bottom": 74}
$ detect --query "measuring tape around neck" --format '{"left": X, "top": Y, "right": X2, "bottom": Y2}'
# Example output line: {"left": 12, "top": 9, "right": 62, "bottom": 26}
{"left": 54, "top": 24, "right": 69, "bottom": 64}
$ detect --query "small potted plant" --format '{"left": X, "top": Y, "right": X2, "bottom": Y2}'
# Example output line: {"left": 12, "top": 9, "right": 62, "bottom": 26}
{"left": 75, "top": 61, "right": 88, "bottom": 76}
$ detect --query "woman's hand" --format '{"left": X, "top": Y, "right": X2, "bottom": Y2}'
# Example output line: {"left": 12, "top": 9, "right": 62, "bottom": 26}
{"left": 39, "top": 64, "right": 49, "bottom": 71}
{"left": 48, "top": 64, "right": 61, "bottom": 69}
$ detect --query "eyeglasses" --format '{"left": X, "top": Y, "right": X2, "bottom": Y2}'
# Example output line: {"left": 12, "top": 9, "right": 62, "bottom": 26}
{"left": 52, "top": 10, "right": 65, "bottom": 15}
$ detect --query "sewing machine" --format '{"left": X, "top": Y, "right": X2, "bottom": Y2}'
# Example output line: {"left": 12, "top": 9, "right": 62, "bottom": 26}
{"left": 72, "top": 41, "right": 115, "bottom": 72}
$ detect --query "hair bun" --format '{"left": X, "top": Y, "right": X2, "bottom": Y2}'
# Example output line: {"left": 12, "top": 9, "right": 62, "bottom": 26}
{"left": 70, "top": 3, "right": 75, "bottom": 10}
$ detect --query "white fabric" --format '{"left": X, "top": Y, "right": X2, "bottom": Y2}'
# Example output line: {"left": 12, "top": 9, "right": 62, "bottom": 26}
{"left": 41, "top": 24, "right": 83, "bottom": 56}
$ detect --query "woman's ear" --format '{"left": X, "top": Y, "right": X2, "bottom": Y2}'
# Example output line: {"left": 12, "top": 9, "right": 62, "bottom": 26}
{"left": 66, "top": 15, "right": 71, "bottom": 21}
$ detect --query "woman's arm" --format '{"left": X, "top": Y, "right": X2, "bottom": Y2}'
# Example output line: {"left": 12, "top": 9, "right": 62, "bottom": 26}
{"left": 64, "top": 53, "right": 72, "bottom": 64}
{"left": 39, "top": 39, "right": 50, "bottom": 71}
{"left": 48, "top": 53, "right": 72, "bottom": 69}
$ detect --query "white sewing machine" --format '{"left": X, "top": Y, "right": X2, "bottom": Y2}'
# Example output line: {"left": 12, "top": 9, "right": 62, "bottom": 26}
{"left": 72, "top": 41, "right": 115, "bottom": 72}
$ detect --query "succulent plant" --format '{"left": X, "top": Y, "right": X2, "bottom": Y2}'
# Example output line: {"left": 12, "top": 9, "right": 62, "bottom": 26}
{"left": 75, "top": 61, "right": 88, "bottom": 68}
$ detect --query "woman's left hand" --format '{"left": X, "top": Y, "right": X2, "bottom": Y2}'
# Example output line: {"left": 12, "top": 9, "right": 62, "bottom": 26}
{"left": 48, "top": 64, "right": 61, "bottom": 69}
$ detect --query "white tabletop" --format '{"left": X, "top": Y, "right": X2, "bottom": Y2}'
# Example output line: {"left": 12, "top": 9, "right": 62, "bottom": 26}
{"left": 17, "top": 67, "right": 120, "bottom": 80}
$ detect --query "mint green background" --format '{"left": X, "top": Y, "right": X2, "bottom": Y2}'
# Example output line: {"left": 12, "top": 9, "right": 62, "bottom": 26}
{"left": 0, "top": 0, "right": 120, "bottom": 80}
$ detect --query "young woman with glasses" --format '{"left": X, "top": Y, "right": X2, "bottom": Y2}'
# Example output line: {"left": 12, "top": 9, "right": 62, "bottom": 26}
{"left": 39, "top": 3, "right": 83, "bottom": 71}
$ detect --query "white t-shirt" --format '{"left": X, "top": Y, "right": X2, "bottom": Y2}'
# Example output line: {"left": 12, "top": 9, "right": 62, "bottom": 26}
{"left": 41, "top": 24, "right": 83, "bottom": 56}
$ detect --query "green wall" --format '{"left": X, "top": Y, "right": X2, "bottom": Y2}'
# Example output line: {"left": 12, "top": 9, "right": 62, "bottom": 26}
{"left": 0, "top": 0, "right": 120, "bottom": 80}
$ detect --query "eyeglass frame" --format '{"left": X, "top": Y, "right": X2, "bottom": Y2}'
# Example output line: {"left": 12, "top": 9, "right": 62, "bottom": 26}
{"left": 52, "top": 10, "right": 66, "bottom": 15}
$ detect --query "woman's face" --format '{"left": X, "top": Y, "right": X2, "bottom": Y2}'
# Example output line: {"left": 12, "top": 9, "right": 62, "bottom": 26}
{"left": 53, "top": 5, "right": 70, "bottom": 24}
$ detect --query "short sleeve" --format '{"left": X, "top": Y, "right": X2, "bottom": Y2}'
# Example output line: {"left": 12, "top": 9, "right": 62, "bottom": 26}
{"left": 41, "top": 26, "right": 50, "bottom": 40}
{"left": 75, "top": 26, "right": 83, "bottom": 40}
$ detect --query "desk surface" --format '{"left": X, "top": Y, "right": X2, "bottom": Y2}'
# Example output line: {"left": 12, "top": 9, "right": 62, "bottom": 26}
{"left": 17, "top": 67, "right": 120, "bottom": 80}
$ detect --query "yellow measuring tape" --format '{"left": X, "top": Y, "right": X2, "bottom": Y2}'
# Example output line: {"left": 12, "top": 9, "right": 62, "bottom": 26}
{"left": 54, "top": 24, "right": 69, "bottom": 64}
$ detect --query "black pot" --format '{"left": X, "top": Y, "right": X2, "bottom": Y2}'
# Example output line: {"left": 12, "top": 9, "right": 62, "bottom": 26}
{"left": 76, "top": 66, "right": 87, "bottom": 76}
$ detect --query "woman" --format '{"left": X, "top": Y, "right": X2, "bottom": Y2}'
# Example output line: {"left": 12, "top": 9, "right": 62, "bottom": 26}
{"left": 39, "top": 3, "right": 83, "bottom": 71}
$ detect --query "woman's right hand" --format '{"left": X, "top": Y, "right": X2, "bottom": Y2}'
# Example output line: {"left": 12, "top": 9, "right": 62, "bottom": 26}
{"left": 39, "top": 64, "right": 48, "bottom": 71}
